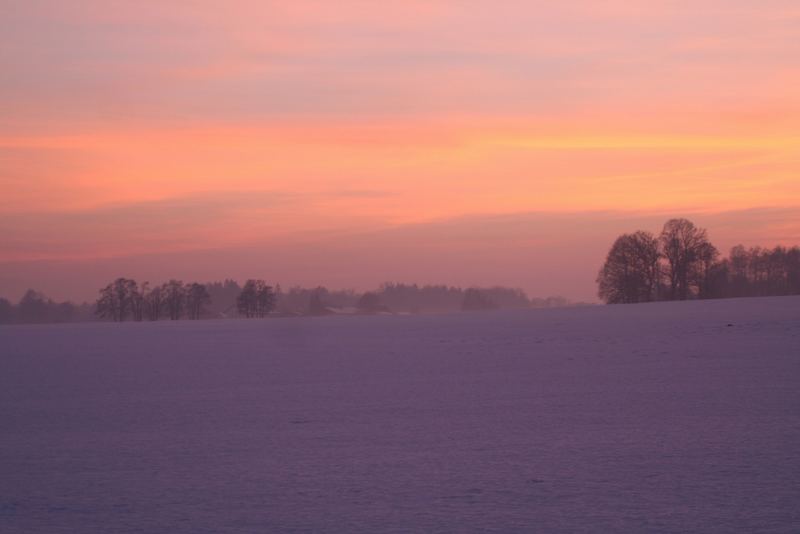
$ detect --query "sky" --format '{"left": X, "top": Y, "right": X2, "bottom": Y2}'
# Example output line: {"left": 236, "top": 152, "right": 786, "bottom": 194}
{"left": 1, "top": 0, "right": 799, "bottom": 302}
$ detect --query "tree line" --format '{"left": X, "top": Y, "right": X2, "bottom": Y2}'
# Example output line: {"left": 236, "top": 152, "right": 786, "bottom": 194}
{"left": 94, "top": 279, "right": 548, "bottom": 321}
{"left": 95, "top": 278, "right": 212, "bottom": 322}
{"left": 3, "top": 220, "right": 796, "bottom": 324}
{"left": 0, "top": 279, "right": 573, "bottom": 324}
{"left": 597, "top": 218, "right": 800, "bottom": 304}
{"left": 234, "top": 282, "right": 558, "bottom": 317}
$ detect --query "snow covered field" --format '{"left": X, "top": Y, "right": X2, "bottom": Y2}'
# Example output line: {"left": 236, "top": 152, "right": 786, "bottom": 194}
{"left": 1, "top": 296, "right": 799, "bottom": 532}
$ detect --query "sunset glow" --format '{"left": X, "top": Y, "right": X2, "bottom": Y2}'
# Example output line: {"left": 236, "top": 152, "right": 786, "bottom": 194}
{"left": 1, "top": 0, "right": 799, "bottom": 301}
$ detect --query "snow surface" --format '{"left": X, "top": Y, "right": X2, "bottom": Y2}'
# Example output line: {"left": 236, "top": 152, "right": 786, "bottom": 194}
{"left": 1, "top": 296, "right": 799, "bottom": 532}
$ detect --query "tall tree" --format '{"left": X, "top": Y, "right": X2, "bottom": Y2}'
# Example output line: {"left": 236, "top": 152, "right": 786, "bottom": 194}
{"left": 144, "top": 283, "right": 164, "bottom": 321}
{"left": 163, "top": 280, "right": 186, "bottom": 320}
{"left": 96, "top": 283, "right": 120, "bottom": 321}
{"left": 186, "top": 283, "right": 212, "bottom": 320}
{"left": 237, "top": 280, "right": 257, "bottom": 318}
{"left": 597, "top": 231, "right": 661, "bottom": 304}
{"left": 130, "top": 281, "right": 146, "bottom": 321}
{"left": 728, "top": 245, "right": 751, "bottom": 296}
{"left": 659, "top": 219, "right": 715, "bottom": 300}
{"left": 255, "top": 282, "right": 276, "bottom": 317}
{"left": 694, "top": 241, "right": 721, "bottom": 299}
{"left": 96, "top": 278, "right": 137, "bottom": 321}
{"left": 788, "top": 247, "right": 800, "bottom": 295}
{"left": 114, "top": 278, "right": 138, "bottom": 321}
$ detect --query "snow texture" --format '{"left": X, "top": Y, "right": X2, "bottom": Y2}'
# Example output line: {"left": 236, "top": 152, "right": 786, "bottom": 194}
{"left": 1, "top": 296, "right": 799, "bottom": 532}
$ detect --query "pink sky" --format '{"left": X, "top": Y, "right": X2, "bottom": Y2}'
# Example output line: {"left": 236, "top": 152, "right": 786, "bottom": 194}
{"left": 1, "top": 1, "right": 799, "bottom": 302}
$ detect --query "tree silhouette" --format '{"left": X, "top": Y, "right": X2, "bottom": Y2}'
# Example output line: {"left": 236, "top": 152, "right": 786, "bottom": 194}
{"left": 711, "top": 244, "right": 800, "bottom": 298}
{"left": 163, "top": 280, "right": 186, "bottom": 320}
{"left": 144, "top": 283, "right": 164, "bottom": 321}
{"left": 597, "top": 231, "right": 660, "bottom": 304}
{"left": 594, "top": 219, "right": 800, "bottom": 303}
{"left": 186, "top": 283, "right": 212, "bottom": 320}
{"left": 694, "top": 241, "right": 720, "bottom": 299}
{"left": 130, "top": 281, "right": 145, "bottom": 321}
{"left": 236, "top": 280, "right": 276, "bottom": 318}
{"left": 116, "top": 278, "right": 138, "bottom": 321}
{"left": 96, "top": 278, "right": 138, "bottom": 321}
{"left": 660, "top": 218, "right": 716, "bottom": 301}
{"left": 96, "top": 284, "right": 118, "bottom": 321}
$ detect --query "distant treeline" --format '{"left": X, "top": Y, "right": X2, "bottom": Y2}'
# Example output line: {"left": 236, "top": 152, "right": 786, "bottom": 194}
{"left": 0, "top": 280, "right": 572, "bottom": 325}
{"left": 598, "top": 218, "right": 800, "bottom": 304}
{"left": 0, "top": 290, "right": 95, "bottom": 325}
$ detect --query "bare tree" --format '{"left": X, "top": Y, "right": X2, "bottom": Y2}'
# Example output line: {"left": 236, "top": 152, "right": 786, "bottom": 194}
{"left": 237, "top": 280, "right": 276, "bottom": 318}
{"left": 186, "top": 283, "right": 211, "bottom": 320}
{"left": 597, "top": 231, "right": 661, "bottom": 304}
{"left": 116, "top": 278, "right": 136, "bottom": 321}
{"left": 163, "top": 280, "right": 186, "bottom": 320}
{"left": 237, "top": 281, "right": 255, "bottom": 318}
{"left": 256, "top": 283, "right": 276, "bottom": 317}
{"left": 659, "top": 219, "right": 715, "bottom": 300}
{"left": 96, "top": 278, "right": 137, "bottom": 321}
{"left": 130, "top": 281, "right": 146, "bottom": 321}
{"left": 96, "top": 283, "right": 120, "bottom": 321}
{"left": 694, "top": 241, "right": 721, "bottom": 299}
{"left": 144, "top": 283, "right": 164, "bottom": 321}
{"left": 728, "top": 244, "right": 751, "bottom": 296}
{"left": 716, "top": 244, "right": 800, "bottom": 297}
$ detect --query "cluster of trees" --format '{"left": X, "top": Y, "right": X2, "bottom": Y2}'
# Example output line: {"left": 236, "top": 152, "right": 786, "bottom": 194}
{"left": 598, "top": 218, "right": 800, "bottom": 304}
{"left": 721, "top": 245, "right": 800, "bottom": 297}
{"left": 282, "top": 284, "right": 537, "bottom": 315}
{"left": 236, "top": 280, "right": 277, "bottom": 318}
{"left": 95, "top": 278, "right": 211, "bottom": 322}
{"left": 268, "top": 283, "right": 545, "bottom": 315}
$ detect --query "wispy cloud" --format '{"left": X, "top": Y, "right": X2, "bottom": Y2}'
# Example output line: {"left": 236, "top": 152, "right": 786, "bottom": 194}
{"left": 0, "top": 189, "right": 395, "bottom": 261}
